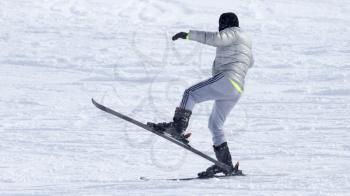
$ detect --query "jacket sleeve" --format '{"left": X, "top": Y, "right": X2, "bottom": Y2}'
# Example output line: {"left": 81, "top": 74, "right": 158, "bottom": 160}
{"left": 188, "top": 29, "right": 236, "bottom": 47}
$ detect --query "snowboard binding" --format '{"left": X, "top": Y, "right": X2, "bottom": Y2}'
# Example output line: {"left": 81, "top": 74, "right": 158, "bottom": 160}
{"left": 147, "top": 122, "right": 191, "bottom": 144}
{"left": 198, "top": 161, "right": 243, "bottom": 178}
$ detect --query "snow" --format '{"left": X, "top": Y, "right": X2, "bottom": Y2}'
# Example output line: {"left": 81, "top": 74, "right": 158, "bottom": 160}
{"left": 1, "top": 0, "right": 350, "bottom": 195}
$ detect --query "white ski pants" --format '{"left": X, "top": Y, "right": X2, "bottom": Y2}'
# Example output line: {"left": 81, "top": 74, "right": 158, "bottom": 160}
{"left": 179, "top": 73, "right": 241, "bottom": 146}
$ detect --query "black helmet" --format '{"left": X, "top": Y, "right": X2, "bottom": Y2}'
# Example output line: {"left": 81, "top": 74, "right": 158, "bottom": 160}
{"left": 219, "top": 12, "right": 239, "bottom": 31}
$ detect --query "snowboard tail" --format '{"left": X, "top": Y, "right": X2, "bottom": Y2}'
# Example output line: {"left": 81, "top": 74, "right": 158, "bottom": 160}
{"left": 91, "top": 98, "right": 236, "bottom": 174}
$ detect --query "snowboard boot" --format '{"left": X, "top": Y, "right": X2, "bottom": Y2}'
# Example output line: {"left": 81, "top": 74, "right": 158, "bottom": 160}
{"left": 147, "top": 107, "right": 192, "bottom": 141}
{"left": 198, "top": 142, "right": 239, "bottom": 178}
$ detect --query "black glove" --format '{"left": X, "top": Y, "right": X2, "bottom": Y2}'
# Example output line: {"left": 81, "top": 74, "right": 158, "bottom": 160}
{"left": 172, "top": 32, "right": 188, "bottom": 41}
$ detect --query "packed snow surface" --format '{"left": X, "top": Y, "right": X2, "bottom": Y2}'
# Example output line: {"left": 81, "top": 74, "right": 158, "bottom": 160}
{"left": 0, "top": 0, "right": 349, "bottom": 195}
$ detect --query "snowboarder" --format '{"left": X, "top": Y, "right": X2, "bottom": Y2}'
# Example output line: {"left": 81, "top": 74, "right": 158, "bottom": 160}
{"left": 148, "top": 12, "right": 254, "bottom": 177}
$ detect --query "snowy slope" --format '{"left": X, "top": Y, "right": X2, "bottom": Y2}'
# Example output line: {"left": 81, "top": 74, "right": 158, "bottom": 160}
{"left": 0, "top": 0, "right": 350, "bottom": 195}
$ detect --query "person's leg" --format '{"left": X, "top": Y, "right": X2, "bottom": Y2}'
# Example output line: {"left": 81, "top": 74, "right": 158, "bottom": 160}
{"left": 179, "top": 73, "right": 233, "bottom": 111}
{"left": 176, "top": 73, "right": 239, "bottom": 136}
{"left": 198, "top": 95, "right": 240, "bottom": 177}
{"left": 148, "top": 73, "right": 238, "bottom": 139}
{"left": 208, "top": 98, "right": 240, "bottom": 146}
{"left": 198, "top": 96, "right": 241, "bottom": 177}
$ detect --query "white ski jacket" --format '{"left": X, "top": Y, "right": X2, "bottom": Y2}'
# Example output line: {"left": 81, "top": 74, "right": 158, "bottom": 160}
{"left": 188, "top": 27, "right": 254, "bottom": 90}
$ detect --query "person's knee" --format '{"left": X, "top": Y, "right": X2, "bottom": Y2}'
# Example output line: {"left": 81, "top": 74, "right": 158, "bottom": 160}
{"left": 183, "top": 88, "right": 191, "bottom": 97}
{"left": 183, "top": 88, "right": 197, "bottom": 102}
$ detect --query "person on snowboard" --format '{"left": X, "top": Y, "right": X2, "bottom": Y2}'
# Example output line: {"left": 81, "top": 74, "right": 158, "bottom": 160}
{"left": 148, "top": 12, "right": 254, "bottom": 177}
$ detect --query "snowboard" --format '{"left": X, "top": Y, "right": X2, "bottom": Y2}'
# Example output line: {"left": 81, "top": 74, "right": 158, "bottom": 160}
{"left": 91, "top": 98, "right": 243, "bottom": 176}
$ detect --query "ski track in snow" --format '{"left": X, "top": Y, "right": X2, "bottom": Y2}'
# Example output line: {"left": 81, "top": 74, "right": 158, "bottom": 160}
{"left": 0, "top": 0, "right": 350, "bottom": 195}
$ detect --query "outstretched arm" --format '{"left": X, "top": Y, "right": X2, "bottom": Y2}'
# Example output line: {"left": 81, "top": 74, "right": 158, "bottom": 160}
{"left": 172, "top": 29, "right": 236, "bottom": 47}
{"left": 188, "top": 29, "right": 236, "bottom": 47}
